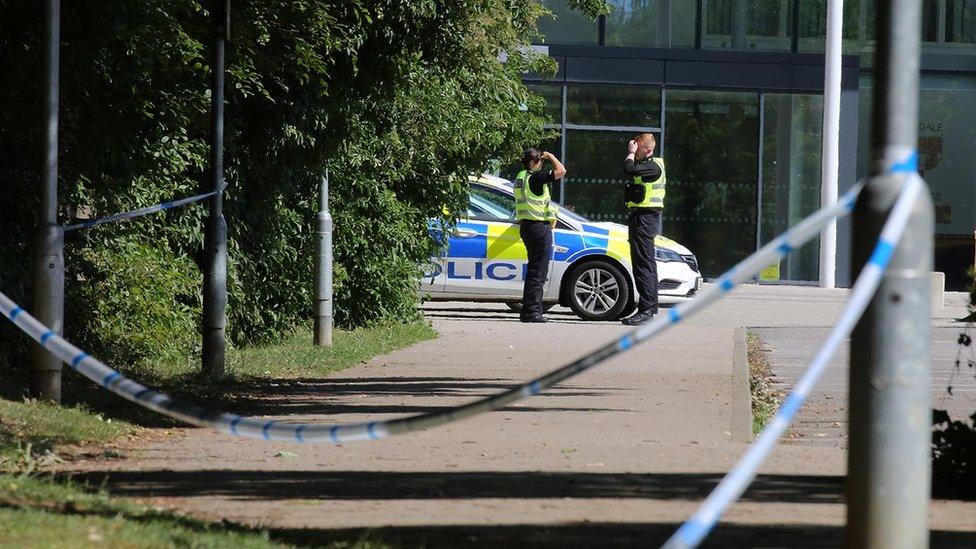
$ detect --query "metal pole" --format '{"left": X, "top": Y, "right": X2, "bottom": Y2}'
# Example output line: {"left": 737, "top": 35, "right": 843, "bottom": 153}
{"left": 847, "top": 0, "right": 933, "bottom": 546}
{"left": 31, "top": 0, "right": 64, "bottom": 402}
{"left": 314, "top": 171, "right": 334, "bottom": 347}
{"left": 731, "top": 0, "right": 748, "bottom": 49}
{"left": 202, "top": 0, "right": 228, "bottom": 375}
{"left": 819, "top": 0, "right": 843, "bottom": 288}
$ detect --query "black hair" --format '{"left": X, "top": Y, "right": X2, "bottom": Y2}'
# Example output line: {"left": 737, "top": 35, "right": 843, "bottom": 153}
{"left": 521, "top": 147, "right": 542, "bottom": 169}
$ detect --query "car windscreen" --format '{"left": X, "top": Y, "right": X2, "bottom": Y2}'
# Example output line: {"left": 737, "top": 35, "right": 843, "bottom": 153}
{"left": 468, "top": 191, "right": 513, "bottom": 221}
{"left": 472, "top": 180, "right": 593, "bottom": 224}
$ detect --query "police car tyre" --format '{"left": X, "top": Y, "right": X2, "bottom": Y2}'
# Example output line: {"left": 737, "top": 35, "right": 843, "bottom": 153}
{"left": 565, "top": 259, "right": 631, "bottom": 321}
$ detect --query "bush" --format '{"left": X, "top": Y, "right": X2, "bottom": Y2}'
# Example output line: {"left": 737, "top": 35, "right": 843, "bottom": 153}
{"left": 0, "top": 1, "right": 608, "bottom": 372}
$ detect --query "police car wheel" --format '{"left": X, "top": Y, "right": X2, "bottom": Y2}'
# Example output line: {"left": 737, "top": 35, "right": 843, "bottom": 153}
{"left": 565, "top": 260, "right": 630, "bottom": 321}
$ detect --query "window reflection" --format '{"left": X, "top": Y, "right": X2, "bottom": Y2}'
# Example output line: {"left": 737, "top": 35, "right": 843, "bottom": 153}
{"left": 604, "top": 0, "right": 697, "bottom": 48}
{"left": 761, "top": 94, "right": 823, "bottom": 282}
{"left": 701, "top": 0, "right": 793, "bottom": 52}
{"left": 566, "top": 84, "right": 662, "bottom": 127}
{"left": 538, "top": 0, "right": 599, "bottom": 45}
{"left": 665, "top": 90, "right": 760, "bottom": 277}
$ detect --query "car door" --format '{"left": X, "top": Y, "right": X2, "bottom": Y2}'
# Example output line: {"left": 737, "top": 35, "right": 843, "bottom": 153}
{"left": 445, "top": 183, "right": 553, "bottom": 297}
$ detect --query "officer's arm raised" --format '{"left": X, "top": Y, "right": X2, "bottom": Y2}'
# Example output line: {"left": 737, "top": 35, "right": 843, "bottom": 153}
{"left": 543, "top": 151, "right": 567, "bottom": 180}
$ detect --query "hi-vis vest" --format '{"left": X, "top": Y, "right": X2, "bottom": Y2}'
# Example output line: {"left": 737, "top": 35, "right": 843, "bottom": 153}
{"left": 514, "top": 170, "right": 557, "bottom": 221}
{"left": 626, "top": 157, "right": 667, "bottom": 209}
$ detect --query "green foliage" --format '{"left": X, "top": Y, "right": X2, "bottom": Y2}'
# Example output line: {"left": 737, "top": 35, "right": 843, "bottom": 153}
{"left": 931, "top": 410, "right": 976, "bottom": 497}
{"left": 0, "top": 399, "right": 134, "bottom": 461}
{"left": 0, "top": 475, "right": 291, "bottom": 548}
{"left": 225, "top": 323, "right": 437, "bottom": 379}
{"left": 747, "top": 331, "right": 782, "bottom": 435}
{"left": 68, "top": 238, "right": 202, "bottom": 371}
{"left": 0, "top": 1, "right": 605, "bottom": 370}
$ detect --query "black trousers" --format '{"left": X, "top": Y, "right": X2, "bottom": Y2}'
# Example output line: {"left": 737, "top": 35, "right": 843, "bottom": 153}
{"left": 628, "top": 209, "right": 661, "bottom": 314}
{"left": 519, "top": 220, "right": 553, "bottom": 318}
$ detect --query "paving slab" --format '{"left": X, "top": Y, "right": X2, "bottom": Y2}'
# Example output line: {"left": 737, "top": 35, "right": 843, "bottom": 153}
{"left": 63, "top": 285, "right": 976, "bottom": 547}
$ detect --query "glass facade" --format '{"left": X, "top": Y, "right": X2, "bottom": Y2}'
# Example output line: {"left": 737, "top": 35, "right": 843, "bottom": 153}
{"left": 518, "top": 84, "right": 824, "bottom": 281}
{"left": 538, "top": 0, "right": 599, "bottom": 45}
{"left": 538, "top": 0, "right": 976, "bottom": 54}
{"left": 858, "top": 74, "right": 976, "bottom": 290}
{"left": 604, "top": 0, "right": 697, "bottom": 48}
{"left": 566, "top": 84, "right": 662, "bottom": 127}
{"left": 530, "top": 0, "right": 976, "bottom": 287}
{"left": 665, "top": 90, "right": 760, "bottom": 276}
{"left": 701, "top": 0, "right": 793, "bottom": 51}
{"left": 761, "top": 94, "right": 824, "bottom": 282}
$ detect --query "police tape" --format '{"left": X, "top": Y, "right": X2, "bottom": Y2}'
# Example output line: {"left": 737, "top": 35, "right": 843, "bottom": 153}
{"left": 1, "top": 180, "right": 864, "bottom": 444}
{"left": 64, "top": 183, "right": 226, "bottom": 232}
{"left": 662, "top": 173, "right": 923, "bottom": 549}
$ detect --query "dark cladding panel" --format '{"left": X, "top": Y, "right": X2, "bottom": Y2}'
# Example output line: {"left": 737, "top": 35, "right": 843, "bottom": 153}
{"left": 666, "top": 61, "right": 827, "bottom": 91}
{"left": 565, "top": 57, "right": 664, "bottom": 84}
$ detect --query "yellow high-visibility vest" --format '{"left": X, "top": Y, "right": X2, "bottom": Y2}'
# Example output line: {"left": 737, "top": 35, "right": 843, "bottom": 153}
{"left": 514, "top": 170, "right": 557, "bottom": 221}
{"left": 626, "top": 157, "right": 666, "bottom": 209}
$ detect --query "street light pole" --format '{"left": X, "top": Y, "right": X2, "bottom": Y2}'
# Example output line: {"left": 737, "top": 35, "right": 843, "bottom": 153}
{"left": 314, "top": 171, "right": 334, "bottom": 347}
{"left": 819, "top": 0, "right": 843, "bottom": 288}
{"left": 202, "top": 0, "right": 229, "bottom": 376}
{"left": 847, "top": 0, "right": 933, "bottom": 546}
{"left": 31, "top": 0, "right": 64, "bottom": 402}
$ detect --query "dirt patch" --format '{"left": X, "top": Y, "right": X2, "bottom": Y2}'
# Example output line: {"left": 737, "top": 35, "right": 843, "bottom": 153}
{"left": 746, "top": 331, "right": 783, "bottom": 436}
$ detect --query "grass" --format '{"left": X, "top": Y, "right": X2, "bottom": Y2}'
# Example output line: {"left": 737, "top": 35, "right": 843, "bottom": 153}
{"left": 0, "top": 474, "right": 290, "bottom": 548}
{"left": 31, "top": 321, "right": 438, "bottom": 427}
{"left": 224, "top": 322, "right": 437, "bottom": 380}
{"left": 0, "top": 399, "right": 135, "bottom": 465}
{"left": 746, "top": 331, "right": 783, "bottom": 436}
{"left": 0, "top": 322, "right": 431, "bottom": 547}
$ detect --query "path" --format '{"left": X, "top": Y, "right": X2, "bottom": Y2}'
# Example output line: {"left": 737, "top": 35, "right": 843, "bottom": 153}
{"left": 66, "top": 287, "right": 976, "bottom": 547}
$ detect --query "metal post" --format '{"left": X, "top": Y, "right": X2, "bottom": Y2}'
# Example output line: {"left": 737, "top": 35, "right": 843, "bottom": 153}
{"left": 819, "top": 0, "right": 843, "bottom": 288}
{"left": 202, "top": 0, "right": 229, "bottom": 375}
{"left": 847, "top": 0, "right": 933, "bottom": 546}
{"left": 731, "top": 0, "right": 748, "bottom": 49}
{"left": 314, "top": 171, "right": 334, "bottom": 347}
{"left": 31, "top": 0, "right": 64, "bottom": 402}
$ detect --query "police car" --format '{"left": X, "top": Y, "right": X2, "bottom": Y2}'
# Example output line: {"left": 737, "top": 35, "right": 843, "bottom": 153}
{"left": 421, "top": 174, "right": 703, "bottom": 321}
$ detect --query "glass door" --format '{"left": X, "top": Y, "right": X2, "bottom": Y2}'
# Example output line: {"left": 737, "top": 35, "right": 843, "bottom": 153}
{"left": 664, "top": 89, "right": 760, "bottom": 277}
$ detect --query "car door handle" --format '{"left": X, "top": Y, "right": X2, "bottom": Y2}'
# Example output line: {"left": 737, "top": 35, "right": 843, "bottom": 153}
{"left": 455, "top": 229, "right": 480, "bottom": 238}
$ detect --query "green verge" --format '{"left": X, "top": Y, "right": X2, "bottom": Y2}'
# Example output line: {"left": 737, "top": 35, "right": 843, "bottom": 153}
{"left": 0, "top": 475, "right": 288, "bottom": 548}
{"left": 0, "top": 322, "right": 432, "bottom": 547}
{"left": 224, "top": 322, "right": 438, "bottom": 380}
{"left": 0, "top": 399, "right": 135, "bottom": 464}
{"left": 746, "top": 331, "right": 783, "bottom": 436}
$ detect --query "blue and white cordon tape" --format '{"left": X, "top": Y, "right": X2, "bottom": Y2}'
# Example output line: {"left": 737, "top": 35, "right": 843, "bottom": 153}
{"left": 64, "top": 182, "right": 227, "bottom": 232}
{"left": 2, "top": 180, "right": 865, "bottom": 444}
{"left": 663, "top": 172, "right": 924, "bottom": 549}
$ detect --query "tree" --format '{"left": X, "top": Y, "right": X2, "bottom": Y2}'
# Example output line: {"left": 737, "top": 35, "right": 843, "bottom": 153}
{"left": 0, "top": 0, "right": 607, "bottom": 372}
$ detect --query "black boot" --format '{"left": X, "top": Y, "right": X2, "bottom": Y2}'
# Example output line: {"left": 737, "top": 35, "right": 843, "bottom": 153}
{"left": 621, "top": 310, "right": 655, "bottom": 326}
{"left": 520, "top": 315, "right": 548, "bottom": 323}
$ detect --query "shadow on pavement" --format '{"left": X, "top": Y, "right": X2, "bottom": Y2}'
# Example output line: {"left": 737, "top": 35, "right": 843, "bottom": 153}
{"left": 75, "top": 469, "right": 844, "bottom": 504}
{"left": 269, "top": 522, "right": 976, "bottom": 549}
{"left": 50, "top": 375, "right": 622, "bottom": 428}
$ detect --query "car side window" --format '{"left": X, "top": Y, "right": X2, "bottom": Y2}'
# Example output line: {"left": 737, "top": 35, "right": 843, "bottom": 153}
{"left": 468, "top": 184, "right": 516, "bottom": 222}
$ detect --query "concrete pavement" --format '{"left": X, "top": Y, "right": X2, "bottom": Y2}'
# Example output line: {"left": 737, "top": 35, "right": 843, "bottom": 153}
{"left": 67, "top": 285, "right": 976, "bottom": 547}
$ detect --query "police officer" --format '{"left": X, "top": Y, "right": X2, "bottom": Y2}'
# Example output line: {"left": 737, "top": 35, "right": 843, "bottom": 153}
{"left": 621, "top": 133, "right": 665, "bottom": 326}
{"left": 515, "top": 148, "right": 566, "bottom": 323}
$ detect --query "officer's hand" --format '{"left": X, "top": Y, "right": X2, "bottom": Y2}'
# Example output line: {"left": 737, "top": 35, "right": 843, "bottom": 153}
{"left": 627, "top": 140, "right": 638, "bottom": 154}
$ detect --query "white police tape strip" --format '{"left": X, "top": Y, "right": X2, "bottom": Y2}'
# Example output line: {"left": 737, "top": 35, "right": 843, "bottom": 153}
{"left": 1, "top": 181, "right": 864, "bottom": 444}
{"left": 662, "top": 173, "right": 923, "bottom": 549}
{"left": 64, "top": 183, "right": 226, "bottom": 232}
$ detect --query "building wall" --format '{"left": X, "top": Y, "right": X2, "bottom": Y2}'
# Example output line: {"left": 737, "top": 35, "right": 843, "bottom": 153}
{"left": 528, "top": 0, "right": 976, "bottom": 288}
